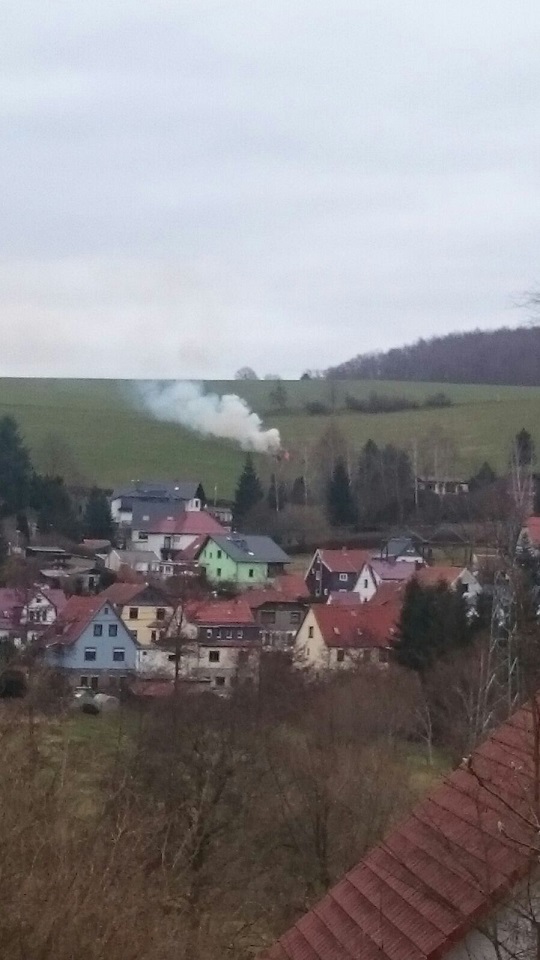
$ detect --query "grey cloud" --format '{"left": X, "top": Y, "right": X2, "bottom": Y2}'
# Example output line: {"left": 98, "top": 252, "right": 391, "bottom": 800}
{"left": 1, "top": 0, "right": 539, "bottom": 376}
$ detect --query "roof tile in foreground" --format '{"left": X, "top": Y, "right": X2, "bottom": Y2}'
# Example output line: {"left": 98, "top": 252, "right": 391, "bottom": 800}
{"left": 260, "top": 704, "right": 538, "bottom": 960}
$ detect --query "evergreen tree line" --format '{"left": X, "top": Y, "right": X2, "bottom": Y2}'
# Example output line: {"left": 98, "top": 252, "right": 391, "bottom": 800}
{"left": 0, "top": 415, "right": 114, "bottom": 545}
{"left": 233, "top": 435, "right": 507, "bottom": 531}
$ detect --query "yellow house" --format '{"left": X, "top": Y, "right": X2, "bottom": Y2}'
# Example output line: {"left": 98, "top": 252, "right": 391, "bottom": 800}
{"left": 294, "top": 604, "right": 395, "bottom": 672}
{"left": 100, "top": 583, "right": 173, "bottom": 646}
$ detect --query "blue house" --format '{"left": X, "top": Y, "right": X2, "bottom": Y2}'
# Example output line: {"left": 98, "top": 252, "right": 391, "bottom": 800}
{"left": 44, "top": 594, "right": 139, "bottom": 692}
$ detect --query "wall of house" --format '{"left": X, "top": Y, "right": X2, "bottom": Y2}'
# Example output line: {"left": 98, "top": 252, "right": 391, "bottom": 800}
{"left": 199, "top": 542, "right": 268, "bottom": 584}
{"left": 45, "top": 605, "right": 138, "bottom": 689}
{"left": 197, "top": 624, "right": 260, "bottom": 644}
{"left": 132, "top": 531, "right": 199, "bottom": 555}
{"left": 137, "top": 647, "right": 176, "bottom": 678}
{"left": 352, "top": 565, "right": 377, "bottom": 601}
{"left": 294, "top": 610, "right": 330, "bottom": 670}
{"left": 118, "top": 602, "right": 172, "bottom": 646}
{"left": 446, "top": 899, "right": 538, "bottom": 960}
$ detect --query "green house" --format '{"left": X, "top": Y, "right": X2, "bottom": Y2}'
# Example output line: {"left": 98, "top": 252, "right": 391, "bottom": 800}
{"left": 199, "top": 535, "right": 291, "bottom": 586}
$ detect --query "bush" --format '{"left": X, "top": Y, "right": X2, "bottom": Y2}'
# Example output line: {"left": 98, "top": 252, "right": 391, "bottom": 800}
{"left": 424, "top": 392, "right": 453, "bottom": 408}
{"left": 305, "top": 401, "right": 331, "bottom": 415}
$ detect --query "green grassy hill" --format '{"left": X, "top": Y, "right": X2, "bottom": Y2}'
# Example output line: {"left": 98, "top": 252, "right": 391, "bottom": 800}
{"left": 1, "top": 378, "right": 539, "bottom": 496}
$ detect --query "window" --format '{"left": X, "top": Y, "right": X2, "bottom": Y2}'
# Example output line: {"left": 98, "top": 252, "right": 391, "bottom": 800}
{"left": 336, "top": 649, "right": 345, "bottom": 663}
{"left": 216, "top": 629, "right": 222, "bottom": 639}
{"left": 226, "top": 630, "right": 233, "bottom": 640}
{"left": 215, "top": 676, "right": 226, "bottom": 687}
{"left": 112, "top": 648, "right": 125, "bottom": 662}
{"left": 209, "top": 650, "right": 220, "bottom": 663}
{"left": 93, "top": 624, "right": 103, "bottom": 637}
{"left": 108, "top": 624, "right": 118, "bottom": 637}
{"left": 129, "top": 608, "right": 138, "bottom": 620}
{"left": 248, "top": 568, "right": 254, "bottom": 578}
{"left": 364, "top": 579, "right": 369, "bottom": 589}
{"left": 138, "top": 532, "right": 148, "bottom": 541}
{"left": 151, "top": 630, "right": 157, "bottom": 642}
{"left": 261, "top": 610, "right": 276, "bottom": 626}
{"left": 308, "top": 626, "right": 314, "bottom": 638}
{"left": 237, "top": 630, "right": 243, "bottom": 639}
{"left": 168, "top": 654, "right": 176, "bottom": 663}
{"left": 84, "top": 647, "right": 97, "bottom": 662}
{"left": 216, "top": 568, "right": 222, "bottom": 577}
{"left": 156, "top": 608, "right": 166, "bottom": 621}
{"left": 290, "top": 612, "right": 301, "bottom": 625}
{"left": 339, "top": 573, "right": 348, "bottom": 582}
{"left": 206, "top": 629, "right": 213, "bottom": 638}
{"left": 217, "top": 550, "right": 222, "bottom": 559}
{"left": 79, "top": 676, "right": 89, "bottom": 687}
{"left": 104, "top": 607, "right": 110, "bottom": 614}
{"left": 90, "top": 676, "right": 99, "bottom": 691}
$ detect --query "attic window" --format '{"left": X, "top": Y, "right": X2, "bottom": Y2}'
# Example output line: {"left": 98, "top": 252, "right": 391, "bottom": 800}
{"left": 336, "top": 649, "right": 345, "bottom": 663}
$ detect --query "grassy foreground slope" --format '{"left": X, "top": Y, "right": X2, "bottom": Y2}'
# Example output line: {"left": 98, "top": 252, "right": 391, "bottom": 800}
{"left": 1, "top": 378, "right": 540, "bottom": 495}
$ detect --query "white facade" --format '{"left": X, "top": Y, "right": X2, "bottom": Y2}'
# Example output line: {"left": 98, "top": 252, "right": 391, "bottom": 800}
{"left": 132, "top": 530, "right": 198, "bottom": 555}
{"left": 136, "top": 641, "right": 257, "bottom": 691}
{"left": 105, "top": 549, "right": 160, "bottom": 574}
{"left": 112, "top": 496, "right": 202, "bottom": 526}
{"left": 353, "top": 564, "right": 379, "bottom": 602}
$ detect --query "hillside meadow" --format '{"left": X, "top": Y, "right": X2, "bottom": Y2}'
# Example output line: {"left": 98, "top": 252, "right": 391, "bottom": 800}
{"left": 0, "top": 377, "right": 539, "bottom": 495}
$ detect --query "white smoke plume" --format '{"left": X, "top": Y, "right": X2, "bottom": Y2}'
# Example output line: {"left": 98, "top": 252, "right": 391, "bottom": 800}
{"left": 138, "top": 381, "right": 281, "bottom": 454}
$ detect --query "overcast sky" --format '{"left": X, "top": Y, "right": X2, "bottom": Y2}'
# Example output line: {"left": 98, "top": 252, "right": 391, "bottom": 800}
{"left": 2, "top": 0, "right": 540, "bottom": 378}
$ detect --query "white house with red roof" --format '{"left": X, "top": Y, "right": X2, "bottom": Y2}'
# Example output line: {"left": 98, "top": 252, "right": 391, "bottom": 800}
{"left": 260, "top": 700, "right": 540, "bottom": 960}
{"left": 131, "top": 509, "right": 226, "bottom": 560}
{"left": 0, "top": 586, "right": 68, "bottom": 645}
{"left": 294, "top": 603, "right": 398, "bottom": 671}
{"left": 354, "top": 561, "right": 481, "bottom": 607}
{"left": 138, "top": 598, "right": 261, "bottom": 692}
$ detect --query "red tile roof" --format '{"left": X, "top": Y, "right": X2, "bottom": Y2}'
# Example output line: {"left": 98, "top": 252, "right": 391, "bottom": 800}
{"left": 312, "top": 604, "right": 398, "bottom": 649}
{"left": 368, "top": 581, "right": 407, "bottom": 606}
{"left": 99, "top": 582, "right": 145, "bottom": 605}
{"left": 273, "top": 573, "right": 310, "bottom": 600}
{"left": 185, "top": 599, "right": 255, "bottom": 626}
{"left": 525, "top": 516, "right": 540, "bottom": 547}
{"left": 261, "top": 702, "right": 540, "bottom": 960}
{"left": 327, "top": 591, "right": 364, "bottom": 606}
{"left": 316, "top": 549, "right": 372, "bottom": 574}
{"left": 0, "top": 587, "right": 67, "bottom": 630}
{"left": 45, "top": 595, "right": 110, "bottom": 647}
{"left": 146, "top": 512, "right": 226, "bottom": 536}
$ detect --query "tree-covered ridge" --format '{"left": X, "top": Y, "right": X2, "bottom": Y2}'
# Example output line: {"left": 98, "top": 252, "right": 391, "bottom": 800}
{"left": 328, "top": 325, "right": 540, "bottom": 386}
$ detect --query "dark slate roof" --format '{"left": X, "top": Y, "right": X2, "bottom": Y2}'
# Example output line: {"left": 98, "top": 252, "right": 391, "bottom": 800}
{"left": 209, "top": 535, "right": 291, "bottom": 565}
{"left": 111, "top": 481, "right": 202, "bottom": 504}
{"left": 131, "top": 501, "right": 186, "bottom": 529}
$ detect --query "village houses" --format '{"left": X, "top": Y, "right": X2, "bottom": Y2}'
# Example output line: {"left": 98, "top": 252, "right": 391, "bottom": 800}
{"left": 110, "top": 481, "right": 205, "bottom": 526}
{"left": 43, "top": 595, "right": 139, "bottom": 692}
{"left": 0, "top": 586, "right": 67, "bottom": 645}
{"left": 198, "top": 535, "right": 291, "bottom": 585}
{"left": 294, "top": 603, "right": 397, "bottom": 672}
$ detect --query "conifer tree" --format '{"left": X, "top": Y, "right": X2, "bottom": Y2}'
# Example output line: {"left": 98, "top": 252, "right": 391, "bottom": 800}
{"left": 394, "top": 578, "right": 471, "bottom": 673}
{"left": 233, "top": 454, "right": 263, "bottom": 525}
{"left": 0, "top": 416, "right": 33, "bottom": 515}
{"left": 83, "top": 487, "right": 114, "bottom": 540}
{"left": 326, "top": 456, "right": 357, "bottom": 527}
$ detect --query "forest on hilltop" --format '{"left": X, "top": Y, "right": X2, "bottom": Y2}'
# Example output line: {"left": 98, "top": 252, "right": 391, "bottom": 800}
{"left": 328, "top": 325, "right": 540, "bottom": 386}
